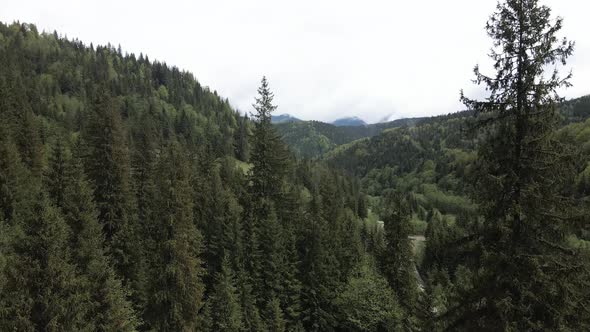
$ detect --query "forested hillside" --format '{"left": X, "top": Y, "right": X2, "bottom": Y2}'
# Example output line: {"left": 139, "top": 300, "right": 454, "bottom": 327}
{"left": 275, "top": 117, "right": 423, "bottom": 158}
{"left": 322, "top": 0, "right": 590, "bottom": 329}
{"left": 277, "top": 96, "right": 590, "bottom": 161}
{"left": 2, "top": 0, "right": 590, "bottom": 330}
{"left": 325, "top": 97, "right": 590, "bottom": 232}
{"left": 0, "top": 22, "right": 413, "bottom": 331}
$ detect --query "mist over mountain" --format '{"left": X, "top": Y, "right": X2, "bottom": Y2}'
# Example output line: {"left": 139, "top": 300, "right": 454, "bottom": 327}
{"left": 331, "top": 116, "right": 367, "bottom": 127}
{"left": 271, "top": 113, "right": 301, "bottom": 123}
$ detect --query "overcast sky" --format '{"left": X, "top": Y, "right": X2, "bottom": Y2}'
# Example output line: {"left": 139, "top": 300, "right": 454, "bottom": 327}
{"left": 1, "top": 0, "right": 588, "bottom": 123}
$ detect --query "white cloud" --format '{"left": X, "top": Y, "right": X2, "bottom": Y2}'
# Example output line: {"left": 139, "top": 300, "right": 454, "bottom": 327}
{"left": 1, "top": 0, "right": 587, "bottom": 123}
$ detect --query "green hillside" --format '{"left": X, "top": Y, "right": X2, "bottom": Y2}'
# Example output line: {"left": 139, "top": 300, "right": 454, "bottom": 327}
{"left": 0, "top": 22, "right": 399, "bottom": 331}
{"left": 275, "top": 117, "right": 424, "bottom": 158}
{"left": 2, "top": 0, "right": 590, "bottom": 329}
{"left": 325, "top": 99, "right": 590, "bottom": 216}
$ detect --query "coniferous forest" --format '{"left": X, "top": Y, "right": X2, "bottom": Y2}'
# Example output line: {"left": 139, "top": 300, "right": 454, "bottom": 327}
{"left": 1, "top": 0, "right": 589, "bottom": 331}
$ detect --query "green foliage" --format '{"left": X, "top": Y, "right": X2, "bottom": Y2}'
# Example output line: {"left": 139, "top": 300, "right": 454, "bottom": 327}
{"left": 202, "top": 257, "right": 242, "bottom": 332}
{"left": 0, "top": 191, "right": 88, "bottom": 331}
{"left": 449, "top": 0, "right": 590, "bottom": 329}
{"left": 334, "top": 256, "right": 402, "bottom": 331}
{"left": 379, "top": 193, "right": 419, "bottom": 327}
{"left": 249, "top": 76, "right": 291, "bottom": 199}
{"left": 275, "top": 117, "right": 425, "bottom": 159}
{"left": 144, "top": 142, "right": 205, "bottom": 331}
{"left": 1, "top": 16, "right": 588, "bottom": 332}
{"left": 48, "top": 141, "right": 139, "bottom": 331}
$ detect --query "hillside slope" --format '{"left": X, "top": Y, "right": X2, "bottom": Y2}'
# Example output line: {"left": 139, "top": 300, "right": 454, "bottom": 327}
{"left": 0, "top": 21, "right": 402, "bottom": 331}
{"left": 325, "top": 97, "right": 590, "bottom": 221}
{"left": 275, "top": 117, "right": 423, "bottom": 158}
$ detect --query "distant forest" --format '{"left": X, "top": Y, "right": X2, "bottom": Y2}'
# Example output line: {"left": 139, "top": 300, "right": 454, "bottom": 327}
{"left": 1, "top": 0, "right": 589, "bottom": 331}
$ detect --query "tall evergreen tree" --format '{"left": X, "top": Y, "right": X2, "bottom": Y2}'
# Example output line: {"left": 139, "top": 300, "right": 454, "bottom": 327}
{"left": 334, "top": 256, "right": 402, "bottom": 331}
{"left": 83, "top": 86, "right": 132, "bottom": 241}
{"left": 299, "top": 192, "right": 338, "bottom": 331}
{"left": 83, "top": 87, "right": 146, "bottom": 306}
{"left": 144, "top": 142, "right": 205, "bottom": 331}
{"left": 249, "top": 76, "right": 290, "bottom": 199}
{"left": 235, "top": 113, "right": 250, "bottom": 162}
{"left": 266, "top": 297, "right": 286, "bottom": 332}
{"left": 0, "top": 190, "right": 88, "bottom": 331}
{"left": 0, "top": 130, "right": 31, "bottom": 223}
{"left": 451, "top": 0, "right": 590, "bottom": 329}
{"left": 245, "top": 77, "right": 295, "bottom": 323}
{"left": 46, "top": 140, "right": 139, "bottom": 331}
{"left": 379, "top": 193, "right": 419, "bottom": 329}
{"left": 202, "top": 256, "right": 243, "bottom": 332}
{"left": 237, "top": 274, "right": 265, "bottom": 332}
{"left": 258, "top": 201, "right": 284, "bottom": 304}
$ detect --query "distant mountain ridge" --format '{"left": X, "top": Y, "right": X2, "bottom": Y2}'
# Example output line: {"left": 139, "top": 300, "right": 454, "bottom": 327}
{"left": 274, "top": 116, "right": 425, "bottom": 158}
{"left": 271, "top": 113, "right": 301, "bottom": 123}
{"left": 331, "top": 116, "right": 367, "bottom": 127}
{"left": 273, "top": 94, "right": 590, "bottom": 159}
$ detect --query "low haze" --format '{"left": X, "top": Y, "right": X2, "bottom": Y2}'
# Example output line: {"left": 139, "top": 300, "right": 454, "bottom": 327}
{"left": 1, "top": 0, "right": 587, "bottom": 123}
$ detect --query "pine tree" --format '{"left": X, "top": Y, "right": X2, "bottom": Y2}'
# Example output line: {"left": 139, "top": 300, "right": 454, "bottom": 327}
{"left": 422, "top": 209, "right": 449, "bottom": 271}
{"left": 357, "top": 194, "right": 368, "bottom": 219}
{"left": 379, "top": 193, "right": 418, "bottom": 327}
{"left": 45, "top": 139, "right": 69, "bottom": 208}
{"left": 274, "top": 185, "right": 303, "bottom": 326}
{"left": 451, "top": 0, "right": 590, "bottom": 329}
{"left": 0, "top": 190, "right": 89, "bottom": 331}
{"left": 0, "top": 131, "right": 30, "bottom": 223}
{"left": 2, "top": 73, "right": 44, "bottom": 176}
{"left": 299, "top": 192, "right": 338, "bottom": 331}
{"left": 245, "top": 76, "right": 295, "bottom": 322}
{"left": 258, "top": 201, "right": 284, "bottom": 306}
{"left": 266, "top": 297, "right": 286, "bottom": 332}
{"left": 249, "top": 76, "right": 290, "bottom": 199}
{"left": 196, "top": 166, "right": 243, "bottom": 291}
{"left": 46, "top": 140, "right": 139, "bottom": 331}
{"left": 278, "top": 222, "right": 303, "bottom": 328}
{"left": 235, "top": 113, "right": 250, "bottom": 162}
{"left": 334, "top": 256, "right": 402, "bottom": 331}
{"left": 145, "top": 142, "right": 205, "bottom": 331}
{"left": 204, "top": 256, "right": 243, "bottom": 332}
{"left": 83, "top": 86, "right": 131, "bottom": 241}
{"left": 237, "top": 275, "right": 265, "bottom": 332}
{"left": 83, "top": 86, "right": 145, "bottom": 300}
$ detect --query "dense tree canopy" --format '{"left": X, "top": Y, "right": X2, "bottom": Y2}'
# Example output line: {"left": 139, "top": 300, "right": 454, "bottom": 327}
{"left": 0, "top": 22, "right": 402, "bottom": 331}
{"left": 1, "top": 0, "right": 589, "bottom": 328}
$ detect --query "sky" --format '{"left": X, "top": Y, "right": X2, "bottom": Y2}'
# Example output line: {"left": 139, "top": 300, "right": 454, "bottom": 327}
{"left": 1, "top": 0, "right": 588, "bottom": 123}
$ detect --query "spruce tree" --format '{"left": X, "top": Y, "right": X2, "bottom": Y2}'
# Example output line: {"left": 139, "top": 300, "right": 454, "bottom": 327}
{"left": 0, "top": 190, "right": 88, "bottom": 331}
{"left": 451, "top": 0, "right": 590, "bottom": 329}
{"left": 334, "top": 256, "right": 402, "bottom": 331}
{"left": 204, "top": 256, "right": 243, "bottom": 332}
{"left": 145, "top": 142, "right": 205, "bottom": 331}
{"left": 266, "top": 297, "right": 286, "bottom": 332}
{"left": 197, "top": 167, "right": 243, "bottom": 291}
{"left": 235, "top": 113, "right": 250, "bottom": 162}
{"left": 258, "top": 201, "right": 284, "bottom": 305}
{"left": 46, "top": 140, "right": 139, "bottom": 331}
{"left": 422, "top": 209, "right": 449, "bottom": 271}
{"left": 83, "top": 86, "right": 131, "bottom": 241}
{"left": 237, "top": 275, "right": 265, "bottom": 332}
{"left": 0, "top": 131, "right": 30, "bottom": 223}
{"left": 83, "top": 86, "right": 144, "bottom": 298}
{"left": 249, "top": 76, "right": 289, "bottom": 199}
{"left": 245, "top": 76, "right": 293, "bottom": 322}
{"left": 299, "top": 192, "right": 337, "bottom": 331}
{"left": 379, "top": 194, "right": 418, "bottom": 328}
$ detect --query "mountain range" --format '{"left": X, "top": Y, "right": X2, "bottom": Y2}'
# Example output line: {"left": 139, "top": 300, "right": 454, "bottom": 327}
{"left": 271, "top": 114, "right": 370, "bottom": 127}
{"left": 331, "top": 116, "right": 368, "bottom": 127}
